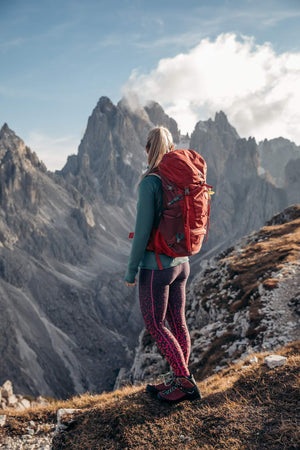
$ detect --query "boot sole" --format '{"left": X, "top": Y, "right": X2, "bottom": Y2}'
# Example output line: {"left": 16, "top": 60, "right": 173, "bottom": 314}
{"left": 157, "top": 391, "right": 202, "bottom": 404}
{"left": 146, "top": 384, "right": 159, "bottom": 395}
{"left": 146, "top": 383, "right": 174, "bottom": 395}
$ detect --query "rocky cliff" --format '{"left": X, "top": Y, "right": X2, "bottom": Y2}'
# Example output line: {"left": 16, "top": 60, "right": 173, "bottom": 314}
{"left": 189, "top": 113, "right": 289, "bottom": 260}
{"left": 60, "top": 97, "right": 180, "bottom": 204}
{"left": 258, "top": 137, "right": 300, "bottom": 187}
{"left": 190, "top": 111, "right": 239, "bottom": 189}
{"left": 285, "top": 157, "right": 300, "bottom": 205}
{"left": 0, "top": 123, "right": 143, "bottom": 399}
{"left": 118, "top": 205, "right": 300, "bottom": 386}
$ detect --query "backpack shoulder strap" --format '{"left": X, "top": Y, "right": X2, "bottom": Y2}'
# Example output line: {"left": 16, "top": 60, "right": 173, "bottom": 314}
{"left": 148, "top": 173, "right": 161, "bottom": 179}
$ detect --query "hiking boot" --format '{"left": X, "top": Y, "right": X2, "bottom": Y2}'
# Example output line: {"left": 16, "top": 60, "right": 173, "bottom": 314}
{"left": 146, "top": 371, "right": 175, "bottom": 395}
{"left": 157, "top": 374, "right": 202, "bottom": 404}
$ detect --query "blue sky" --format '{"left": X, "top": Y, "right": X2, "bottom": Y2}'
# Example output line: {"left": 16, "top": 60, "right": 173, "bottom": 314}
{"left": 0, "top": 0, "right": 300, "bottom": 170}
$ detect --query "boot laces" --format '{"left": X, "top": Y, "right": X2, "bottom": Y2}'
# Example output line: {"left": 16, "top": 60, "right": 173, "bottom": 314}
{"left": 161, "top": 377, "right": 194, "bottom": 395}
{"left": 158, "top": 370, "right": 172, "bottom": 380}
{"left": 161, "top": 384, "right": 178, "bottom": 395}
{"left": 157, "top": 371, "right": 174, "bottom": 385}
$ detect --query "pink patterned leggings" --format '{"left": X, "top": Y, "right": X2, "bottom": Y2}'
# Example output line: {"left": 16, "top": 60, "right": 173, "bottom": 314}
{"left": 139, "top": 262, "right": 191, "bottom": 377}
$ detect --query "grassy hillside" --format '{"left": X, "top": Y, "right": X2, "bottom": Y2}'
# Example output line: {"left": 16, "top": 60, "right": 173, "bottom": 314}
{"left": 1, "top": 342, "right": 299, "bottom": 449}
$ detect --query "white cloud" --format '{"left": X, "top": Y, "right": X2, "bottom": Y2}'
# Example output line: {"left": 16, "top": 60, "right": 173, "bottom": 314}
{"left": 122, "top": 33, "right": 300, "bottom": 144}
{"left": 26, "top": 131, "right": 80, "bottom": 171}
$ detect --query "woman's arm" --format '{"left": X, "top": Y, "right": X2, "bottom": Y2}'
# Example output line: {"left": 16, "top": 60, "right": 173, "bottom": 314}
{"left": 125, "top": 177, "right": 157, "bottom": 284}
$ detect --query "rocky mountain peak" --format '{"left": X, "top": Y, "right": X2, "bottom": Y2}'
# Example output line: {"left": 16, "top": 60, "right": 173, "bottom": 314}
{"left": 61, "top": 97, "right": 166, "bottom": 204}
{"left": 96, "top": 96, "right": 117, "bottom": 116}
{"left": 0, "top": 123, "right": 46, "bottom": 172}
{"left": 0, "top": 122, "right": 12, "bottom": 136}
{"left": 60, "top": 96, "right": 146, "bottom": 203}
{"left": 117, "top": 96, "right": 152, "bottom": 124}
{"left": 144, "top": 101, "right": 180, "bottom": 143}
{"left": 190, "top": 111, "right": 240, "bottom": 189}
{"left": 215, "top": 110, "right": 227, "bottom": 124}
{"left": 0, "top": 125, "right": 46, "bottom": 213}
{"left": 214, "top": 111, "right": 239, "bottom": 138}
{"left": 0, "top": 123, "right": 26, "bottom": 156}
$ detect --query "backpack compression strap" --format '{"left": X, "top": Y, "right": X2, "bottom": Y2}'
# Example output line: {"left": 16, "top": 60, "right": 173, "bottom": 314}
{"left": 183, "top": 187, "right": 191, "bottom": 253}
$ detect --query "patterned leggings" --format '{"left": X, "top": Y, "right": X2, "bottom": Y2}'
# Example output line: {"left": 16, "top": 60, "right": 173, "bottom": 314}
{"left": 139, "top": 262, "right": 191, "bottom": 377}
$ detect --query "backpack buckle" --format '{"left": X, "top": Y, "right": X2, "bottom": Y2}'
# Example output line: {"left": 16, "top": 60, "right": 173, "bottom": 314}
{"left": 176, "top": 233, "right": 184, "bottom": 243}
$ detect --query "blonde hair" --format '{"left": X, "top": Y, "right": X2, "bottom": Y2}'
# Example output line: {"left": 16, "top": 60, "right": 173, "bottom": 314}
{"left": 141, "top": 126, "right": 174, "bottom": 181}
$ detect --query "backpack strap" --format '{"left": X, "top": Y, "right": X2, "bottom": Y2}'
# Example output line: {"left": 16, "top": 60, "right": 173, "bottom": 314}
{"left": 149, "top": 172, "right": 163, "bottom": 269}
{"left": 183, "top": 187, "right": 191, "bottom": 253}
{"left": 148, "top": 173, "right": 161, "bottom": 180}
{"left": 203, "top": 184, "right": 214, "bottom": 242}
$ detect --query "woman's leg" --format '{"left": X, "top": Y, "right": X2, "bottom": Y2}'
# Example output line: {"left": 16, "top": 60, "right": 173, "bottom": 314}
{"left": 139, "top": 262, "right": 190, "bottom": 377}
{"left": 165, "top": 262, "right": 191, "bottom": 365}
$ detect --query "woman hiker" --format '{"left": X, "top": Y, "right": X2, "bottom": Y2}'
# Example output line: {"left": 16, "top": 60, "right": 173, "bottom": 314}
{"left": 125, "top": 126, "right": 201, "bottom": 404}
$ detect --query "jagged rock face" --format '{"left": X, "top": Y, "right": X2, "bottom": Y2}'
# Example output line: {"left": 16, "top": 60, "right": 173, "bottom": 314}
{"left": 208, "top": 137, "right": 287, "bottom": 250}
{"left": 190, "top": 111, "right": 239, "bottom": 188}
{"left": 144, "top": 101, "right": 180, "bottom": 143}
{"left": 61, "top": 97, "right": 151, "bottom": 204}
{"left": 258, "top": 138, "right": 300, "bottom": 187}
{"left": 285, "top": 157, "right": 300, "bottom": 205}
{"left": 189, "top": 116, "right": 287, "bottom": 259}
{"left": 0, "top": 124, "right": 143, "bottom": 399}
{"left": 118, "top": 206, "right": 300, "bottom": 386}
{"left": 61, "top": 98, "right": 178, "bottom": 205}
{"left": 0, "top": 124, "right": 46, "bottom": 214}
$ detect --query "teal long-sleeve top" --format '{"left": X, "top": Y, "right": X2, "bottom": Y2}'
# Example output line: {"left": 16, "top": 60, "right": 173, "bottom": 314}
{"left": 125, "top": 175, "right": 188, "bottom": 283}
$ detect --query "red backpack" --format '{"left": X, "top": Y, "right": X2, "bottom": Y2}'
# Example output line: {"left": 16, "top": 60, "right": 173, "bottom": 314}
{"left": 146, "top": 149, "right": 213, "bottom": 269}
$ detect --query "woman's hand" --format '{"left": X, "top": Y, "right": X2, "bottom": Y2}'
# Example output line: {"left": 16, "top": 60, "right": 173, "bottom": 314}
{"left": 126, "top": 280, "right": 136, "bottom": 286}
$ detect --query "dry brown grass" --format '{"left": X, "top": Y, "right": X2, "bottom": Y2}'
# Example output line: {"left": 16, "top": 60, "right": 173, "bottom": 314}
{"left": 1, "top": 342, "right": 299, "bottom": 449}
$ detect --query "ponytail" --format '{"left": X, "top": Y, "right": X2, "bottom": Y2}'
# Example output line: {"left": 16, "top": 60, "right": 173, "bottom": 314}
{"left": 140, "top": 127, "right": 174, "bottom": 182}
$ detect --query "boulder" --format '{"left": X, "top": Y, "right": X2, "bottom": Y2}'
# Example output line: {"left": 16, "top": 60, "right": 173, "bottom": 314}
{"left": 54, "top": 408, "right": 81, "bottom": 437}
{"left": 31, "top": 395, "right": 49, "bottom": 407}
{"left": 264, "top": 355, "right": 287, "bottom": 368}
{"left": 7, "top": 394, "right": 18, "bottom": 407}
{"left": 0, "top": 414, "right": 6, "bottom": 426}
{"left": 249, "top": 356, "right": 258, "bottom": 364}
{"left": 1, "top": 380, "right": 13, "bottom": 399}
{"left": 15, "top": 398, "right": 31, "bottom": 411}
